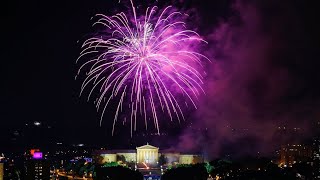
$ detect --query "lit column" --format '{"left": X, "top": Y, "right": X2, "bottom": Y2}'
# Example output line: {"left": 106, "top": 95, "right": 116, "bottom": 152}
{"left": 137, "top": 151, "right": 139, "bottom": 163}
{"left": 152, "top": 151, "right": 155, "bottom": 162}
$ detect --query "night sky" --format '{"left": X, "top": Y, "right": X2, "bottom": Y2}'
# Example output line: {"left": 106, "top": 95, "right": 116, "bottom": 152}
{"left": 1, "top": 0, "right": 320, "bottom": 157}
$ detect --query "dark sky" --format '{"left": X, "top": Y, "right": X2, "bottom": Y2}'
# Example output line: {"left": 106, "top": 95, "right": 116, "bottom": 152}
{"left": 1, "top": 0, "right": 320, "bottom": 155}
{"left": 1, "top": 0, "right": 117, "bottom": 151}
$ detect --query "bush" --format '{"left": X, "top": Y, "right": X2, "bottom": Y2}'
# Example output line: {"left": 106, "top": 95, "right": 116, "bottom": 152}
{"left": 162, "top": 164, "right": 208, "bottom": 180}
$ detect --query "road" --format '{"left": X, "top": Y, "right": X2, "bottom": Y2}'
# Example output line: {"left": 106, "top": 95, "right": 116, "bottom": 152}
{"left": 56, "top": 172, "right": 93, "bottom": 180}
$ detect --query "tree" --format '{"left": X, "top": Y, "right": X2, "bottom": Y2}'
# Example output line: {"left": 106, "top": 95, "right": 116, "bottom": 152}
{"left": 102, "top": 162, "right": 119, "bottom": 167}
{"left": 94, "top": 155, "right": 104, "bottom": 164}
{"left": 293, "top": 162, "right": 313, "bottom": 180}
{"left": 209, "top": 159, "right": 234, "bottom": 177}
{"left": 116, "top": 155, "right": 126, "bottom": 163}
{"left": 159, "top": 154, "right": 167, "bottom": 165}
{"left": 162, "top": 164, "right": 208, "bottom": 180}
{"left": 205, "top": 162, "right": 214, "bottom": 174}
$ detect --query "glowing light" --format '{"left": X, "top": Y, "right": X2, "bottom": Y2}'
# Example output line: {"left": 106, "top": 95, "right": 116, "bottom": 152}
{"left": 77, "top": 0, "right": 209, "bottom": 135}
{"left": 33, "top": 152, "right": 43, "bottom": 159}
{"left": 33, "top": 121, "right": 41, "bottom": 126}
{"left": 142, "top": 162, "right": 149, "bottom": 169}
{"left": 30, "top": 149, "right": 40, "bottom": 156}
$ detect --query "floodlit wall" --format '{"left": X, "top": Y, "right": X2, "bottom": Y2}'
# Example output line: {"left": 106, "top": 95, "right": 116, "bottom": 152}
{"left": 179, "top": 155, "right": 203, "bottom": 164}
{"left": 117, "top": 153, "right": 136, "bottom": 163}
{"left": 179, "top": 155, "right": 194, "bottom": 164}
{"left": 101, "top": 154, "right": 117, "bottom": 163}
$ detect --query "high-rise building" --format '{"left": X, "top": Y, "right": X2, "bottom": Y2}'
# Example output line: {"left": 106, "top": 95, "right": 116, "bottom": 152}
{"left": 313, "top": 137, "right": 320, "bottom": 179}
{"left": 279, "top": 144, "right": 313, "bottom": 167}
{"left": 25, "top": 159, "right": 50, "bottom": 180}
{"left": 0, "top": 163, "right": 3, "bottom": 180}
{"left": 314, "top": 138, "right": 320, "bottom": 161}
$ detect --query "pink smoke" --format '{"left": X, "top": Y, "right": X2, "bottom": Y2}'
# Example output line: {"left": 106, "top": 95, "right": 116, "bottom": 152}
{"left": 175, "top": 0, "right": 318, "bottom": 158}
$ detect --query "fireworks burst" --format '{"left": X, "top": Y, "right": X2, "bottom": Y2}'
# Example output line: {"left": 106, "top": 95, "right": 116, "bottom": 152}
{"left": 77, "top": 0, "right": 209, "bottom": 136}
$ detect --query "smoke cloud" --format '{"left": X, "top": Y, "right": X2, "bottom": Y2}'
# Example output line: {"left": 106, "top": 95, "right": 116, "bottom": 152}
{"left": 175, "top": 0, "right": 320, "bottom": 158}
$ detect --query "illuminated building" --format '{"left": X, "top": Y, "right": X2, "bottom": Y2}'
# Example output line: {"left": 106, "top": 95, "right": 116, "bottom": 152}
{"left": 314, "top": 138, "right": 320, "bottom": 161}
{"left": 313, "top": 137, "right": 320, "bottom": 179}
{"left": 26, "top": 160, "right": 50, "bottom": 180}
{"left": 25, "top": 152, "right": 50, "bottom": 180}
{"left": 137, "top": 144, "right": 159, "bottom": 164}
{"left": 0, "top": 163, "right": 3, "bottom": 180}
{"left": 94, "top": 143, "right": 203, "bottom": 165}
{"left": 279, "top": 144, "right": 313, "bottom": 167}
{"left": 179, "top": 155, "right": 203, "bottom": 164}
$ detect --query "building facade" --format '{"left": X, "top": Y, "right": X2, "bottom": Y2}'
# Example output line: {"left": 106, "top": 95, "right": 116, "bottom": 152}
{"left": 279, "top": 144, "right": 313, "bottom": 167}
{"left": 0, "top": 163, "right": 3, "bottom": 180}
{"left": 94, "top": 143, "right": 203, "bottom": 165}
{"left": 136, "top": 144, "right": 159, "bottom": 164}
{"left": 25, "top": 160, "right": 50, "bottom": 180}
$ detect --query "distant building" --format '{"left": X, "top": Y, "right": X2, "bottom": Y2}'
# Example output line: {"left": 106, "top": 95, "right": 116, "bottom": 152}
{"left": 314, "top": 138, "right": 320, "bottom": 161}
{"left": 93, "top": 143, "right": 203, "bottom": 165}
{"left": 25, "top": 159, "right": 50, "bottom": 180}
{"left": 137, "top": 144, "right": 159, "bottom": 164}
{"left": 313, "top": 137, "right": 320, "bottom": 179}
{"left": 0, "top": 163, "right": 3, "bottom": 180}
{"left": 279, "top": 144, "right": 313, "bottom": 167}
{"left": 95, "top": 150, "right": 136, "bottom": 164}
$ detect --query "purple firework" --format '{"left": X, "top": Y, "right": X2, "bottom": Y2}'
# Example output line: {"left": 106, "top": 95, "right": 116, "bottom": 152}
{"left": 77, "top": 0, "right": 209, "bottom": 136}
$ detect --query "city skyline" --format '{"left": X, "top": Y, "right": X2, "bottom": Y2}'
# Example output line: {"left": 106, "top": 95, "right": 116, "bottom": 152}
{"left": 1, "top": 0, "right": 320, "bottom": 159}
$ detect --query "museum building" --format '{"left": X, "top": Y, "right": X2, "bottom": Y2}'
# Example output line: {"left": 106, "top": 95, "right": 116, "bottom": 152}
{"left": 93, "top": 143, "right": 203, "bottom": 165}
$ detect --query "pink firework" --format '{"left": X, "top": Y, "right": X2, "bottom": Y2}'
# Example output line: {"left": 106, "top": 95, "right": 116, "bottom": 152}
{"left": 77, "top": 0, "right": 209, "bottom": 136}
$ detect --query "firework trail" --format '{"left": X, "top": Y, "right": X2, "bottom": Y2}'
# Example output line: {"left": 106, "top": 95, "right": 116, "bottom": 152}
{"left": 77, "top": 0, "right": 209, "bottom": 136}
